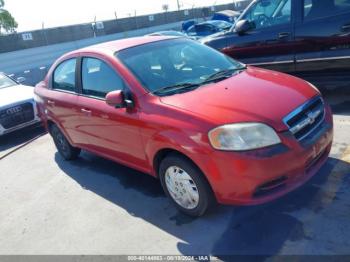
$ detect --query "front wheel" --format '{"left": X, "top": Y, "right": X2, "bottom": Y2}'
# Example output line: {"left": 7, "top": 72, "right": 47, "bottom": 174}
{"left": 50, "top": 124, "right": 81, "bottom": 161}
{"left": 159, "top": 154, "right": 215, "bottom": 217}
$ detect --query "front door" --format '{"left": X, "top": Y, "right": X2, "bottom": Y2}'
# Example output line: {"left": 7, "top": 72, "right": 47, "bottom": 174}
{"left": 76, "top": 56, "right": 148, "bottom": 171}
{"left": 223, "top": 0, "right": 295, "bottom": 73}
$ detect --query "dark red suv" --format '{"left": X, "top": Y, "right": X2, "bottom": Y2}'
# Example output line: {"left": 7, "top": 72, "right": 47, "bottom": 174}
{"left": 35, "top": 37, "right": 333, "bottom": 216}
{"left": 202, "top": 0, "right": 350, "bottom": 90}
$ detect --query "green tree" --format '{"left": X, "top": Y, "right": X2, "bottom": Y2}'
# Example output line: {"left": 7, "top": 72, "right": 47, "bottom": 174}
{"left": 0, "top": 0, "right": 18, "bottom": 34}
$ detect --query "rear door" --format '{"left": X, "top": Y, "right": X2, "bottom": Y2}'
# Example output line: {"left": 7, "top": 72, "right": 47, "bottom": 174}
{"left": 44, "top": 58, "right": 83, "bottom": 145}
{"left": 76, "top": 56, "right": 148, "bottom": 170}
{"left": 294, "top": 0, "right": 350, "bottom": 86}
{"left": 223, "top": 0, "right": 296, "bottom": 73}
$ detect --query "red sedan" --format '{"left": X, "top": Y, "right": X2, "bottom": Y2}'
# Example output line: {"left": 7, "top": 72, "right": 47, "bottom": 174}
{"left": 35, "top": 36, "right": 333, "bottom": 216}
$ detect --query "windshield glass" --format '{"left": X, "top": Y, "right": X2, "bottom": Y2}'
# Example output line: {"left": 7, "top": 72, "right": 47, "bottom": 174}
{"left": 116, "top": 39, "right": 245, "bottom": 94}
{"left": 0, "top": 74, "right": 17, "bottom": 89}
{"left": 240, "top": 0, "right": 291, "bottom": 30}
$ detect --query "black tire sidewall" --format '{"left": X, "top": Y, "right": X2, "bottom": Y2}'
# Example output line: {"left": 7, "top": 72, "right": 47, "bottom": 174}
{"left": 50, "top": 124, "right": 80, "bottom": 160}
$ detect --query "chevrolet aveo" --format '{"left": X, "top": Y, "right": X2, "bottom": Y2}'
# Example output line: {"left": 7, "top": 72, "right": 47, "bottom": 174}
{"left": 35, "top": 37, "right": 333, "bottom": 216}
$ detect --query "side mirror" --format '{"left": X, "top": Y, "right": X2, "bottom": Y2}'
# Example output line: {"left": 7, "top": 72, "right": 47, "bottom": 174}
{"left": 106, "top": 90, "right": 125, "bottom": 108}
{"left": 235, "top": 19, "right": 252, "bottom": 35}
{"left": 16, "top": 77, "right": 26, "bottom": 84}
{"left": 106, "top": 90, "right": 134, "bottom": 109}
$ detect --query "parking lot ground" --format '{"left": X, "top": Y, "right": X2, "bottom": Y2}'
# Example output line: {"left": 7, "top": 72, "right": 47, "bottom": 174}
{"left": 0, "top": 93, "right": 349, "bottom": 257}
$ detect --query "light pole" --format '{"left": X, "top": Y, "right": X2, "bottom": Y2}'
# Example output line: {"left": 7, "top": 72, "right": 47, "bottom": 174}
{"left": 176, "top": 0, "right": 181, "bottom": 11}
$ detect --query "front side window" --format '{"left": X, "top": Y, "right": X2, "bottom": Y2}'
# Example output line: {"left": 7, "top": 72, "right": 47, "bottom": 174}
{"left": 116, "top": 38, "right": 245, "bottom": 95}
{"left": 82, "top": 58, "right": 125, "bottom": 98}
{"left": 304, "top": 0, "right": 350, "bottom": 21}
{"left": 0, "top": 74, "right": 17, "bottom": 89}
{"left": 242, "top": 0, "right": 291, "bottom": 29}
{"left": 53, "top": 59, "right": 76, "bottom": 92}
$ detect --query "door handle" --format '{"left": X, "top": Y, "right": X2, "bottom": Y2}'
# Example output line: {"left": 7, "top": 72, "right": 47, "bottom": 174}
{"left": 278, "top": 32, "right": 290, "bottom": 39}
{"left": 47, "top": 100, "right": 55, "bottom": 106}
{"left": 81, "top": 108, "right": 92, "bottom": 116}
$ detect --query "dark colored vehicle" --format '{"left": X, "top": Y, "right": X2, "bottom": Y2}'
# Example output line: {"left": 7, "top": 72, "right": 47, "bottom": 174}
{"left": 202, "top": 0, "right": 350, "bottom": 89}
{"left": 182, "top": 20, "right": 196, "bottom": 32}
{"left": 212, "top": 10, "right": 241, "bottom": 23}
{"left": 186, "top": 20, "right": 233, "bottom": 39}
{"left": 35, "top": 37, "right": 333, "bottom": 217}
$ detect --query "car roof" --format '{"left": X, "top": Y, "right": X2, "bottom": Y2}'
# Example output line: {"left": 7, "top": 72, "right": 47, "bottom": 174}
{"left": 75, "top": 36, "right": 176, "bottom": 55}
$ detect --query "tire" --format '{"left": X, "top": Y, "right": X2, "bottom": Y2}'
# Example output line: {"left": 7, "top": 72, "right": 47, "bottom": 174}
{"left": 50, "top": 124, "right": 81, "bottom": 161}
{"left": 159, "top": 154, "right": 215, "bottom": 217}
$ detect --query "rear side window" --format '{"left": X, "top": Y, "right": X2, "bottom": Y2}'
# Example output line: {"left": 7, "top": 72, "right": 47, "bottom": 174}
{"left": 304, "top": 0, "right": 350, "bottom": 20}
{"left": 53, "top": 59, "right": 76, "bottom": 92}
{"left": 82, "top": 58, "right": 125, "bottom": 98}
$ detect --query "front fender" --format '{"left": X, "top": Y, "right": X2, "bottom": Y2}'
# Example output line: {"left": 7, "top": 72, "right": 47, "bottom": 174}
{"left": 144, "top": 128, "right": 223, "bottom": 190}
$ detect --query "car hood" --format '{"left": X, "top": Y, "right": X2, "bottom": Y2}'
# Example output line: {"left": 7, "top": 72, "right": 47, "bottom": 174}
{"left": 160, "top": 67, "right": 319, "bottom": 132}
{"left": 0, "top": 84, "right": 34, "bottom": 108}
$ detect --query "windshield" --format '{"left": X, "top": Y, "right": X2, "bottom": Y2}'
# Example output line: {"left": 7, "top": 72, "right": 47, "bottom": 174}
{"left": 116, "top": 39, "right": 245, "bottom": 94}
{"left": 0, "top": 74, "right": 17, "bottom": 89}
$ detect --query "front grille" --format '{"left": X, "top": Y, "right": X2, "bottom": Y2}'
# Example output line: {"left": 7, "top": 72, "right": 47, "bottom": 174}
{"left": 283, "top": 97, "right": 325, "bottom": 141}
{"left": 0, "top": 103, "right": 35, "bottom": 129}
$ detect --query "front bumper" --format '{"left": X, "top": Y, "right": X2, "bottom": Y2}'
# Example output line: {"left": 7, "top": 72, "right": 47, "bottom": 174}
{"left": 197, "top": 103, "right": 334, "bottom": 206}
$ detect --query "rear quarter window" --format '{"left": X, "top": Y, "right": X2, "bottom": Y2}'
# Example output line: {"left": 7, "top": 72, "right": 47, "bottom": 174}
{"left": 304, "top": 0, "right": 350, "bottom": 20}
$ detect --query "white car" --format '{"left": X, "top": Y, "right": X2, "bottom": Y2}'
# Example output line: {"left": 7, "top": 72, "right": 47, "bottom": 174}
{"left": 0, "top": 73, "right": 41, "bottom": 136}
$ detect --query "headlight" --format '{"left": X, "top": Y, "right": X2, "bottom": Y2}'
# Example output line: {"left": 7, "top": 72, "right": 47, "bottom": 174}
{"left": 208, "top": 123, "right": 281, "bottom": 151}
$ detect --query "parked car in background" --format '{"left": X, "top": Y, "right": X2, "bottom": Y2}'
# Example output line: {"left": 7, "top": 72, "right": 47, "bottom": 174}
{"left": 35, "top": 36, "right": 333, "bottom": 216}
{"left": 182, "top": 20, "right": 196, "bottom": 32}
{"left": 212, "top": 10, "right": 241, "bottom": 23}
{"left": 0, "top": 73, "right": 41, "bottom": 136}
{"left": 147, "top": 31, "right": 188, "bottom": 37}
{"left": 202, "top": 0, "right": 350, "bottom": 90}
{"left": 186, "top": 20, "right": 233, "bottom": 39}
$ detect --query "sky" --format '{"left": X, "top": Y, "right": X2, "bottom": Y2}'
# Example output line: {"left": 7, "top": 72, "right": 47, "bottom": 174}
{"left": 5, "top": 0, "right": 233, "bottom": 32}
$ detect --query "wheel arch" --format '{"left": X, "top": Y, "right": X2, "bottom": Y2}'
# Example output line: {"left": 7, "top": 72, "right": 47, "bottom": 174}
{"left": 46, "top": 119, "right": 75, "bottom": 146}
{"left": 152, "top": 148, "right": 216, "bottom": 198}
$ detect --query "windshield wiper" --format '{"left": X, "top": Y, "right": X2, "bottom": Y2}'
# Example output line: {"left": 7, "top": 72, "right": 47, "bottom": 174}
{"left": 152, "top": 82, "right": 200, "bottom": 95}
{"left": 151, "top": 67, "right": 246, "bottom": 96}
{"left": 201, "top": 67, "right": 244, "bottom": 84}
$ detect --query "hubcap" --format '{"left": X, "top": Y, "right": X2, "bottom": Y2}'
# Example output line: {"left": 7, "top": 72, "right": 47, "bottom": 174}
{"left": 164, "top": 166, "right": 199, "bottom": 210}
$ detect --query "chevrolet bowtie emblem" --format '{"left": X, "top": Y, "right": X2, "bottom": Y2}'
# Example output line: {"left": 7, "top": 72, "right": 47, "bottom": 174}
{"left": 290, "top": 109, "right": 322, "bottom": 134}
{"left": 306, "top": 111, "right": 317, "bottom": 125}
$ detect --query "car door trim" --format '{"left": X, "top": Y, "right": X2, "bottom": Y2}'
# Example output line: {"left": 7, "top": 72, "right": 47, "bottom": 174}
{"left": 297, "top": 56, "right": 350, "bottom": 63}
{"left": 250, "top": 60, "right": 294, "bottom": 66}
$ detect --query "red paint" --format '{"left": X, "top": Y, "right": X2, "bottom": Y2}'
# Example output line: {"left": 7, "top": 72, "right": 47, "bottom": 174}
{"left": 35, "top": 37, "right": 333, "bottom": 206}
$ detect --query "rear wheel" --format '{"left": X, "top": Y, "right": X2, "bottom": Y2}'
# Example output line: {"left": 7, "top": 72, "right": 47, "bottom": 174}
{"left": 159, "top": 154, "right": 215, "bottom": 217}
{"left": 50, "top": 124, "right": 81, "bottom": 161}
